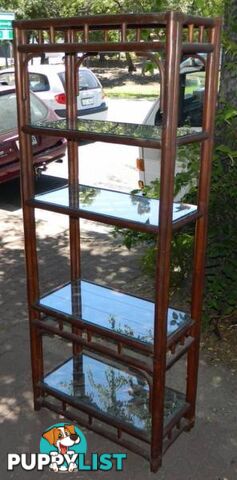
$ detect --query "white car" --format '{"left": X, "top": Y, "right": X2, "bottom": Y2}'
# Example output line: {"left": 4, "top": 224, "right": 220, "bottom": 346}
{"left": 0, "top": 64, "right": 108, "bottom": 120}
{"left": 137, "top": 58, "right": 205, "bottom": 196}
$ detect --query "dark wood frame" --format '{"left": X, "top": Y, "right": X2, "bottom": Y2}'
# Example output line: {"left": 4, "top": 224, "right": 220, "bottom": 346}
{"left": 14, "top": 11, "right": 221, "bottom": 473}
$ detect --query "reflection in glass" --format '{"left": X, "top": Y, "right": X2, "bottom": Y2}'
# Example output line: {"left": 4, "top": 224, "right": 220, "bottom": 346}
{"left": 30, "top": 118, "right": 198, "bottom": 142}
{"left": 34, "top": 184, "right": 197, "bottom": 227}
{"left": 39, "top": 280, "right": 192, "bottom": 344}
{"left": 44, "top": 352, "right": 185, "bottom": 434}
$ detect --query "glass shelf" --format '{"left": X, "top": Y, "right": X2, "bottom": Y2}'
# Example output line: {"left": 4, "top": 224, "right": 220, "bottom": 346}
{"left": 37, "top": 279, "right": 192, "bottom": 346}
{"left": 42, "top": 351, "right": 186, "bottom": 435}
{"left": 31, "top": 184, "right": 198, "bottom": 232}
{"left": 24, "top": 119, "right": 204, "bottom": 148}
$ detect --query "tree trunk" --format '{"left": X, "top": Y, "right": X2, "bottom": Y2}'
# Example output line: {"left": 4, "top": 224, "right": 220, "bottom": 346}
{"left": 125, "top": 53, "right": 136, "bottom": 73}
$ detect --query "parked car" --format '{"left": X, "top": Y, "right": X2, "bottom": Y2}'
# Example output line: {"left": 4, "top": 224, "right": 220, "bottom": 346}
{"left": 0, "top": 85, "right": 66, "bottom": 183}
{"left": 136, "top": 58, "right": 205, "bottom": 195}
{"left": 0, "top": 65, "right": 108, "bottom": 119}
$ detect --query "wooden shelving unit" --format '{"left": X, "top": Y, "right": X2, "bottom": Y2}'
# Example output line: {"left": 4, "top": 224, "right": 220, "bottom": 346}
{"left": 14, "top": 11, "right": 221, "bottom": 472}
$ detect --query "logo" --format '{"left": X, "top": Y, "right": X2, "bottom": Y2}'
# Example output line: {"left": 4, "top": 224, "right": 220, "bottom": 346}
{"left": 40, "top": 423, "right": 87, "bottom": 472}
{"left": 7, "top": 422, "right": 127, "bottom": 472}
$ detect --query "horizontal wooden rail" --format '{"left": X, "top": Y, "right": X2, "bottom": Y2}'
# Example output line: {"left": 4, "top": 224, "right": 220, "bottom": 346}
{"left": 18, "top": 41, "right": 165, "bottom": 54}
{"left": 40, "top": 398, "right": 151, "bottom": 457}
{"left": 13, "top": 12, "right": 216, "bottom": 30}
{"left": 23, "top": 124, "right": 209, "bottom": 149}
{"left": 18, "top": 41, "right": 214, "bottom": 55}
{"left": 39, "top": 382, "right": 150, "bottom": 442}
{"left": 182, "top": 43, "right": 214, "bottom": 53}
{"left": 33, "top": 317, "right": 153, "bottom": 371}
{"left": 14, "top": 13, "right": 168, "bottom": 30}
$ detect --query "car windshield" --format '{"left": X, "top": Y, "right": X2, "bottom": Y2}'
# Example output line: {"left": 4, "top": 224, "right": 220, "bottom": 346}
{"left": 58, "top": 70, "right": 99, "bottom": 91}
{"left": 0, "top": 91, "right": 48, "bottom": 133}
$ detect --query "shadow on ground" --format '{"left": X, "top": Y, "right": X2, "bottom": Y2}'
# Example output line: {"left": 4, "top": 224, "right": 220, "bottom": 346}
{"left": 1, "top": 209, "right": 237, "bottom": 480}
{"left": 0, "top": 175, "right": 68, "bottom": 212}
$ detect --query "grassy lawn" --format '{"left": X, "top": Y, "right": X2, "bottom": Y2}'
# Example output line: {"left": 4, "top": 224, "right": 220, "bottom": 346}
{"left": 104, "top": 83, "right": 160, "bottom": 100}
{"left": 103, "top": 72, "right": 205, "bottom": 99}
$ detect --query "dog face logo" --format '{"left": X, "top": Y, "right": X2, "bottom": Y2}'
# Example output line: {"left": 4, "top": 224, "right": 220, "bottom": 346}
{"left": 43, "top": 425, "right": 80, "bottom": 456}
{"left": 40, "top": 423, "right": 87, "bottom": 473}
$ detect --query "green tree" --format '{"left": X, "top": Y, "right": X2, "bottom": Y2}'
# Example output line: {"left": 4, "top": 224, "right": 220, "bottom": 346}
{"left": 0, "top": 1, "right": 17, "bottom": 10}
{"left": 218, "top": 0, "right": 237, "bottom": 109}
{"left": 16, "top": 0, "right": 65, "bottom": 19}
{"left": 113, "top": 0, "right": 237, "bottom": 328}
{"left": 204, "top": 0, "right": 237, "bottom": 324}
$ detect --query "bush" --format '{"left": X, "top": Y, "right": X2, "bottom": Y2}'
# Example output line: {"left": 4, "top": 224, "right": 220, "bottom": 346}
{"left": 113, "top": 112, "right": 237, "bottom": 328}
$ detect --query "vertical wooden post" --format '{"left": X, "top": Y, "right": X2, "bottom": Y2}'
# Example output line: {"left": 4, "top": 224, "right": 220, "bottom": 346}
{"left": 65, "top": 28, "right": 80, "bottom": 279}
{"left": 151, "top": 11, "right": 182, "bottom": 472}
{"left": 14, "top": 27, "right": 43, "bottom": 409}
{"left": 186, "top": 19, "right": 222, "bottom": 423}
{"left": 65, "top": 29, "right": 81, "bottom": 356}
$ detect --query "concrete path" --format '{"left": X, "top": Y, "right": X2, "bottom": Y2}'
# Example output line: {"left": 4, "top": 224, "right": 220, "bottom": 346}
{"left": 0, "top": 207, "right": 236, "bottom": 480}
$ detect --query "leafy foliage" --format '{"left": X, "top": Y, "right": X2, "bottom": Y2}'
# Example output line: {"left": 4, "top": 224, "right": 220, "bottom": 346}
{"left": 3, "top": 0, "right": 223, "bottom": 20}
{"left": 204, "top": 105, "right": 237, "bottom": 321}
{"left": 115, "top": 90, "right": 237, "bottom": 324}
{"left": 114, "top": 150, "right": 197, "bottom": 290}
